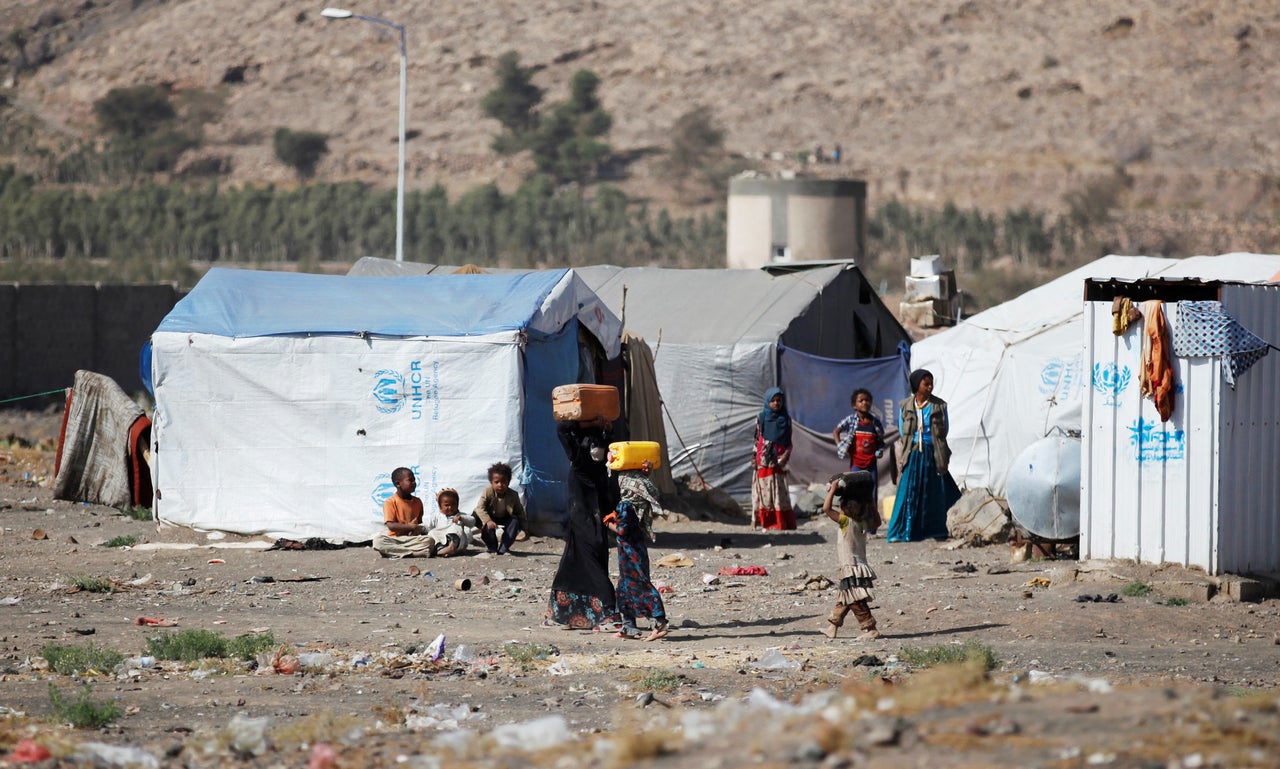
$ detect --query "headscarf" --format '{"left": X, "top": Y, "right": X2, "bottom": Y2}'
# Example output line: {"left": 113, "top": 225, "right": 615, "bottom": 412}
{"left": 908, "top": 369, "right": 933, "bottom": 396}
{"left": 758, "top": 387, "right": 792, "bottom": 444}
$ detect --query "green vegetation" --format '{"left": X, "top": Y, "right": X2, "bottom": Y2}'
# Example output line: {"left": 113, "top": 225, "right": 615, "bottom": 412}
{"left": 502, "top": 641, "right": 557, "bottom": 668}
{"left": 661, "top": 106, "right": 743, "bottom": 202}
{"left": 41, "top": 643, "right": 125, "bottom": 675}
{"left": 1120, "top": 581, "right": 1152, "bottom": 597}
{"left": 637, "top": 669, "right": 683, "bottom": 692}
{"left": 482, "top": 51, "right": 544, "bottom": 154}
{"left": 145, "top": 629, "right": 276, "bottom": 662}
{"left": 120, "top": 506, "right": 153, "bottom": 522}
{"left": 273, "top": 128, "right": 329, "bottom": 180}
{"left": 899, "top": 640, "right": 999, "bottom": 671}
{"left": 1164, "top": 597, "right": 1188, "bottom": 606}
{"left": 70, "top": 576, "right": 114, "bottom": 593}
{"left": 102, "top": 534, "right": 137, "bottom": 548}
{"left": 48, "top": 683, "right": 121, "bottom": 728}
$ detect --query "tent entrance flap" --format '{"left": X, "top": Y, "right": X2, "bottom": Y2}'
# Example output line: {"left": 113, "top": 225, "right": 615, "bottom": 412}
{"left": 522, "top": 320, "right": 581, "bottom": 533}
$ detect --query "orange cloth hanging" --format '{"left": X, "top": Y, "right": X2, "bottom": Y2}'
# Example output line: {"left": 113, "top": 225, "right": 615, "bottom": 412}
{"left": 1138, "top": 300, "right": 1175, "bottom": 421}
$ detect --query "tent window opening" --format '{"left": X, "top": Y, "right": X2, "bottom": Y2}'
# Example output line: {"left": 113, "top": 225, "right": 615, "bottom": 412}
{"left": 771, "top": 244, "right": 792, "bottom": 263}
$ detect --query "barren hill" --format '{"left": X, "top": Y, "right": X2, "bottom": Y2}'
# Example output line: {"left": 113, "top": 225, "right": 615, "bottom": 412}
{"left": 2, "top": 0, "right": 1278, "bottom": 255}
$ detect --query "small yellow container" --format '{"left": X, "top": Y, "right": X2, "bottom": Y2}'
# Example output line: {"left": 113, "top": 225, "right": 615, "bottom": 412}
{"left": 607, "top": 441, "right": 662, "bottom": 471}
{"left": 880, "top": 494, "right": 896, "bottom": 524}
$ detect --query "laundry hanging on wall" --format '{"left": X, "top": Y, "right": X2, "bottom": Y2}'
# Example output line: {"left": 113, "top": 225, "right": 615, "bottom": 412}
{"left": 1172, "top": 300, "right": 1271, "bottom": 388}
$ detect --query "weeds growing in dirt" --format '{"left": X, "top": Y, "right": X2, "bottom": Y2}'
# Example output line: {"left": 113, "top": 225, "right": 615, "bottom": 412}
{"left": 899, "top": 640, "right": 998, "bottom": 671}
{"left": 48, "top": 683, "right": 121, "bottom": 728}
{"left": 503, "top": 641, "right": 557, "bottom": 669}
{"left": 1120, "top": 581, "right": 1152, "bottom": 597}
{"left": 102, "top": 534, "right": 137, "bottom": 548}
{"left": 70, "top": 575, "right": 114, "bottom": 593}
{"left": 146, "top": 629, "right": 276, "bottom": 662}
{"left": 41, "top": 643, "right": 125, "bottom": 675}
{"left": 119, "top": 506, "right": 152, "bottom": 521}
{"left": 1164, "top": 597, "right": 1188, "bottom": 606}
{"left": 635, "top": 669, "right": 683, "bottom": 692}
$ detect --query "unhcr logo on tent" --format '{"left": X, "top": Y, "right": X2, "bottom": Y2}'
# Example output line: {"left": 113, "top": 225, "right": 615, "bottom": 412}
{"left": 1092, "top": 362, "right": 1132, "bottom": 406}
{"left": 372, "top": 361, "right": 433, "bottom": 419}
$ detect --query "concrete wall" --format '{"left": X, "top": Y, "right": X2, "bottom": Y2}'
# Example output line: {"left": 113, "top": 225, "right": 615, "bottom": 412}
{"left": 726, "top": 178, "right": 866, "bottom": 269}
{"left": 0, "top": 284, "right": 182, "bottom": 403}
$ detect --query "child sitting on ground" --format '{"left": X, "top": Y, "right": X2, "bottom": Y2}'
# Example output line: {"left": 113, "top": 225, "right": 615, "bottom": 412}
{"left": 472, "top": 462, "right": 527, "bottom": 555}
{"left": 604, "top": 500, "right": 669, "bottom": 641}
{"left": 819, "top": 471, "right": 881, "bottom": 640}
{"left": 423, "top": 488, "right": 475, "bottom": 558}
{"left": 373, "top": 467, "right": 435, "bottom": 558}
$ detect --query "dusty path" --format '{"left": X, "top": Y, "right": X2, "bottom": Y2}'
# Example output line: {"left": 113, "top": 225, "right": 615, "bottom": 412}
{"left": 1, "top": 411, "right": 1278, "bottom": 767}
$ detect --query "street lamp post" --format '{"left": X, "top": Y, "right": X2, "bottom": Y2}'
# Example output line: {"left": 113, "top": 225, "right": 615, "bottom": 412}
{"left": 321, "top": 7, "right": 407, "bottom": 262}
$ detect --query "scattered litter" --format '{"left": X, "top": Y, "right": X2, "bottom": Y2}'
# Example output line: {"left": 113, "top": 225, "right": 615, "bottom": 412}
{"left": 788, "top": 570, "right": 809, "bottom": 580}
{"left": 8, "top": 739, "right": 48, "bottom": 763}
{"left": 851, "top": 654, "right": 884, "bottom": 667}
{"left": 490, "top": 716, "right": 574, "bottom": 750}
{"left": 296, "top": 652, "right": 334, "bottom": 670}
{"left": 654, "top": 581, "right": 675, "bottom": 594}
{"left": 76, "top": 742, "right": 159, "bottom": 768}
{"left": 776, "top": 552, "right": 793, "bottom": 560}
{"left": 0, "top": 596, "right": 20, "bottom": 606}
{"left": 702, "top": 574, "right": 721, "bottom": 586}
{"left": 952, "top": 563, "right": 977, "bottom": 573}
{"left": 425, "top": 633, "right": 446, "bottom": 661}
{"left": 656, "top": 553, "right": 695, "bottom": 568}
{"left": 31, "top": 529, "right": 46, "bottom": 540}
{"left": 753, "top": 649, "right": 801, "bottom": 671}
{"left": 547, "top": 660, "right": 573, "bottom": 676}
{"left": 634, "top": 691, "right": 670, "bottom": 708}
{"left": 135, "top": 616, "right": 178, "bottom": 627}
{"left": 1076, "top": 594, "right": 1120, "bottom": 603}
{"left": 1024, "top": 577, "right": 1051, "bottom": 589}
{"left": 226, "top": 714, "right": 272, "bottom": 756}
{"left": 408, "top": 565, "right": 421, "bottom": 577}
{"left": 404, "top": 702, "right": 486, "bottom": 731}
{"left": 248, "top": 576, "right": 275, "bottom": 584}
{"left": 718, "top": 565, "right": 768, "bottom": 576}
{"left": 802, "top": 575, "right": 833, "bottom": 591}
{"left": 207, "top": 558, "right": 225, "bottom": 565}
{"left": 308, "top": 743, "right": 338, "bottom": 769}
{"left": 492, "top": 571, "right": 506, "bottom": 581}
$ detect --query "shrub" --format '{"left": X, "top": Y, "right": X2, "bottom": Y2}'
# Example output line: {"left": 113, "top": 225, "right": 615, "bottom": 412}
{"left": 41, "top": 643, "right": 125, "bottom": 675}
{"left": 273, "top": 128, "right": 329, "bottom": 180}
{"left": 637, "top": 669, "right": 683, "bottom": 692}
{"left": 48, "top": 683, "right": 121, "bottom": 728}
{"left": 120, "top": 506, "right": 152, "bottom": 522}
{"left": 146, "top": 629, "right": 276, "bottom": 662}
{"left": 1164, "top": 597, "right": 1188, "bottom": 606}
{"left": 899, "top": 640, "right": 998, "bottom": 671}
{"left": 102, "top": 535, "right": 137, "bottom": 548}
{"left": 502, "top": 641, "right": 557, "bottom": 667}
{"left": 94, "top": 85, "right": 176, "bottom": 138}
{"left": 70, "top": 576, "right": 114, "bottom": 593}
{"left": 1120, "top": 581, "right": 1152, "bottom": 597}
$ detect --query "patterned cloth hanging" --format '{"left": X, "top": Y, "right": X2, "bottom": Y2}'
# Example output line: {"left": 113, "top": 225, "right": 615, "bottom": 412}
{"left": 1172, "top": 300, "right": 1271, "bottom": 388}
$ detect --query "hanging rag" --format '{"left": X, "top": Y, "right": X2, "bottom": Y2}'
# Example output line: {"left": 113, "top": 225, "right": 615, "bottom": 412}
{"left": 1138, "top": 300, "right": 1175, "bottom": 422}
{"left": 1111, "top": 297, "right": 1141, "bottom": 335}
{"left": 1172, "top": 300, "right": 1271, "bottom": 388}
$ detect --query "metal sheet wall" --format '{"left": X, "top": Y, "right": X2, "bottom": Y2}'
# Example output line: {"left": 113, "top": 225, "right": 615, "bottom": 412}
{"left": 1083, "top": 285, "right": 1280, "bottom": 575}
{"left": 1081, "top": 301, "right": 1221, "bottom": 573}
{"left": 1216, "top": 284, "right": 1280, "bottom": 575}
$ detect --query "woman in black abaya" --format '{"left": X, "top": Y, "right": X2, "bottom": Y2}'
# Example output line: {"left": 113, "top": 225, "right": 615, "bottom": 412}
{"left": 544, "top": 418, "right": 621, "bottom": 630}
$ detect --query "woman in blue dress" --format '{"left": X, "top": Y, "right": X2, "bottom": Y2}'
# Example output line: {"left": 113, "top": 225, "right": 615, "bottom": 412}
{"left": 887, "top": 369, "right": 961, "bottom": 542}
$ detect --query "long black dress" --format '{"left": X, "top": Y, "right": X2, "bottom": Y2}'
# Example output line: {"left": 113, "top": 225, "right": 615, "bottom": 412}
{"left": 545, "top": 422, "right": 621, "bottom": 629}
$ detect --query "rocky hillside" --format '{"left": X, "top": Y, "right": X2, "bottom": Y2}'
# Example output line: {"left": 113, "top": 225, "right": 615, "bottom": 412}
{"left": 2, "top": 0, "right": 1278, "bottom": 255}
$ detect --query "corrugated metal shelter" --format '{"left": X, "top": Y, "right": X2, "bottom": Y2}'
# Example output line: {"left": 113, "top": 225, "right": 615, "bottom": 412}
{"left": 1081, "top": 277, "right": 1280, "bottom": 575}
{"left": 911, "top": 253, "right": 1280, "bottom": 498}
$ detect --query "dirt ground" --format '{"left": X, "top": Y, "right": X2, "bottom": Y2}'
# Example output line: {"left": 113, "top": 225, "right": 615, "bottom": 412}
{"left": 1, "top": 407, "right": 1279, "bottom": 768}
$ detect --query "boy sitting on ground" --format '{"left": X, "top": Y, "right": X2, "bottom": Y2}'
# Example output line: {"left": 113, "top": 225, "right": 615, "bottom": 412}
{"left": 472, "top": 462, "right": 527, "bottom": 555}
{"left": 372, "top": 467, "right": 435, "bottom": 558}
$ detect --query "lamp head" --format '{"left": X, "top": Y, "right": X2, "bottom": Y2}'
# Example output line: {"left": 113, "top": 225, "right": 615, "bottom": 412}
{"left": 320, "top": 7, "right": 353, "bottom": 18}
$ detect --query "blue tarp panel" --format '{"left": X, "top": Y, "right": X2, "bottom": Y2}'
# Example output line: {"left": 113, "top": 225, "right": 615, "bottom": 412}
{"left": 778, "top": 342, "right": 911, "bottom": 490}
{"left": 157, "top": 268, "right": 569, "bottom": 338}
{"left": 521, "top": 320, "right": 580, "bottom": 531}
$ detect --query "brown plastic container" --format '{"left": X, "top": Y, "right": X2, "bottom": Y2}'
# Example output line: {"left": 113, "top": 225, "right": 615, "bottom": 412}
{"left": 551, "top": 384, "right": 620, "bottom": 422}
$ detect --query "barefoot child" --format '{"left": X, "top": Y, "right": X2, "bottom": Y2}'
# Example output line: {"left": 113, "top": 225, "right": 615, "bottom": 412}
{"left": 819, "top": 472, "right": 881, "bottom": 640}
{"left": 473, "top": 462, "right": 527, "bottom": 555}
{"left": 372, "top": 467, "right": 436, "bottom": 558}
{"left": 604, "top": 501, "right": 669, "bottom": 641}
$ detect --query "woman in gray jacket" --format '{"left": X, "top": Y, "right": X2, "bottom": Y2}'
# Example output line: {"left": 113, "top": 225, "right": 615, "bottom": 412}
{"left": 886, "top": 369, "right": 961, "bottom": 541}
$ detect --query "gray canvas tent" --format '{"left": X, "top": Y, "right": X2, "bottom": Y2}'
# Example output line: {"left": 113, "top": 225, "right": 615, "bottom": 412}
{"left": 349, "top": 259, "right": 910, "bottom": 500}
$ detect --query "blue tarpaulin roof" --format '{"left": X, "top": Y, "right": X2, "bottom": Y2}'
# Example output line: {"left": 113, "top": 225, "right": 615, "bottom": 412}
{"left": 157, "top": 267, "right": 570, "bottom": 338}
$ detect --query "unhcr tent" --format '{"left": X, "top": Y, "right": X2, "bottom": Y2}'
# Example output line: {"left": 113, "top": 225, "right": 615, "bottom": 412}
{"left": 147, "top": 268, "right": 620, "bottom": 541}
{"left": 911, "top": 253, "right": 1280, "bottom": 498}
{"left": 348, "top": 259, "right": 911, "bottom": 499}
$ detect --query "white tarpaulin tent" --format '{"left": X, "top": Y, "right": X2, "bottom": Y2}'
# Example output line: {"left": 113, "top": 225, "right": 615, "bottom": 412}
{"left": 148, "top": 267, "right": 620, "bottom": 541}
{"left": 912, "top": 253, "right": 1280, "bottom": 497}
